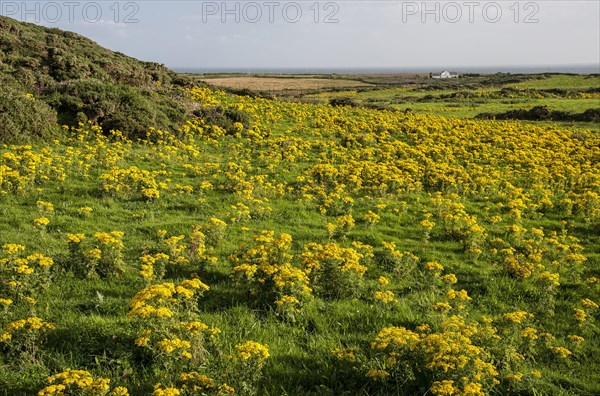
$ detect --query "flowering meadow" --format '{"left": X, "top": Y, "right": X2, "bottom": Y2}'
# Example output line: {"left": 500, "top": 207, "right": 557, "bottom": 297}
{"left": 0, "top": 87, "right": 599, "bottom": 395}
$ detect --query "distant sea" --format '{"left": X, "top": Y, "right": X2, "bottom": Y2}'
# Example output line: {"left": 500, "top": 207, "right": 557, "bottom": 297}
{"left": 174, "top": 65, "right": 600, "bottom": 75}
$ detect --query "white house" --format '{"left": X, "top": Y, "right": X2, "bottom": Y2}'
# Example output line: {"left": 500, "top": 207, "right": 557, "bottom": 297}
{"left": 431, "top": 71, "right": 459, "bottom": 79}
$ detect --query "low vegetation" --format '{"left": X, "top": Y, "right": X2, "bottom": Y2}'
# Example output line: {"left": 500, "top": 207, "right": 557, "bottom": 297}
{"left": 1, "top": 86, "right": 599, "bottom": 395}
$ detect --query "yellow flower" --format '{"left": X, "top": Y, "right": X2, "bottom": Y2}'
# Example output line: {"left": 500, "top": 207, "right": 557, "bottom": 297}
{"left": 331, "top": 348, "right": 356, "bottom": 362}
{"left": 441, "top": 274, "right": 458, "bottom": 284}
{"left": 0, "top": 298, "right": 13, "bottom": 306}
{"left": 506, "top": 372, "right": 524, "bottom": 382}
{"left": 574, "top": 309, "right": 587, "bottom": 322}
{"left": 536, "top": 271, "right": 560, "bottom": 286}
{"left": 374, "top": 290, "right": 396, "bottom": 303}
{"left": 420, "top": 219, "right": 435, "bottom": 231}
{"left": 218, "top": 384, "right": 235, "bottom": 394}
{"left": 502, "top": 311, "right": 533, "bottom": 324}
{"left": 433, "top": 302, "right": 452, "bottom": 311}
{"left": 567, "top": 335, "right": 584, "bottom": 343}
{"left": 153, "top": 384, "right": 181, "bottom": 396}
{"left": 234, "top": 340, "right": 270, "bottom": 361}
{"left": 462, "top": 382, "right": 484, "bottom": 395}
{"left": 275, "top": 295, "right": 300, "bottom": 306}
{"left": 36, "top": 200, "right": 54, "bottom": 212}
{"left": 424, "top": 261, "right": 444, "bottom": 272}
{"left": 581, "top": 298, "right": 598, "bottom": 309}
{"left": 371, "top": 326, "right": 419, "bottom": 350}
{"left": 66, "top": 233, "right": 85, "bottom": 244}
{"left": 109, "top": 387, "right": 130, "bottom": 396}
{"left": 180, "top": 371, "right": 214, "bottom": 388}
{"left": 25, "top": 297, "right": 37, "bottom": 305}
{"left": 530, "top": 370, "right": 542, "bottom": 378}
{"left": 33, "top": 217, "right": 50, "bottom": 228}
{"left": 156, "top": 337, "right": 191, "bottom": 354}
{"left": 365, "top": 369, "right": 389, "bottom": 381}
{"left": 430, "top": 380, "right": 457, "bottom": 396}
{"left": 552, "top": 346, "right": 572, "bottom": 359}
{"left": 85, "top": 248, "right": 102, "bottom": 260}
{"left": 521, "top": 327, "right": 538, "bottom": 340}
{"left": 378, "top": 276, "right": 390, "bottom": 286}
{"left": 2, "top": 244, "right": 26, "bottom": 255}
{"left": 78, "top": 207, "right": 93, "bottom": 217}
{"left": 27, "top": 253, "right": 54, "bottom": 267}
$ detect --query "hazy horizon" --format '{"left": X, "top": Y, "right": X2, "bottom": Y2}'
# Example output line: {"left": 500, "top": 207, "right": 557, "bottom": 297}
{"left": 2, "top": 1, "right": 598, "bottom": 72}
{"left": 174, "top": 65, "right": 600, "bottom": 75}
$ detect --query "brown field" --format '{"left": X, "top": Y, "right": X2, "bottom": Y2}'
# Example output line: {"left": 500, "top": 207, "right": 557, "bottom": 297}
{"left": 200, "top": 76, "right": 372, "bottom": 93}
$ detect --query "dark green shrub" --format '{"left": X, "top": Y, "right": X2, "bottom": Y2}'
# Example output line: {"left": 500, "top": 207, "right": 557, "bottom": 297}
{"left": 0, "top": 89, "right": 57, "bottom": 141}
{"left": 42, "top": 79, "right": 188, "bottom": 138}
{"left": 192, "top": 105, "right": 252, "bottom": 134}
{"left": 329, "top": 97, "right": 359, "bottom": 107}
{"left": 225, "top": 86, "right": 275, "bottom": 100}
{"left": 476, "top": 106, "right": 600, "bottom": 123}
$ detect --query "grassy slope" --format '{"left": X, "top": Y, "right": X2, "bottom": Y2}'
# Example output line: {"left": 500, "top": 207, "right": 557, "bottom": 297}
{"left": 0, "top": 16, "right": 181, "bottom": 89}
{"left": 0, "top": 16, "right": 194, "bottom": 139}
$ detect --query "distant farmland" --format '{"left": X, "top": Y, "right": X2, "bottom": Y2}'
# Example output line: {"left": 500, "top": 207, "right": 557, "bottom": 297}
{"left": 200, "top": 75, "right": 372, "bottom": 92}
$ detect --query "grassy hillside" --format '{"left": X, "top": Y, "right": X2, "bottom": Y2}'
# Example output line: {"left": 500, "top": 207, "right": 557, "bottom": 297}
{"left": 0, "top": 16, "right": 195, "bottom": 140}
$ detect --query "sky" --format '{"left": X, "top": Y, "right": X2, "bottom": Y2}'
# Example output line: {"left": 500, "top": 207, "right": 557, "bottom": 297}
{"left": 2, "top": 1, "right": 599, "bottom": 71}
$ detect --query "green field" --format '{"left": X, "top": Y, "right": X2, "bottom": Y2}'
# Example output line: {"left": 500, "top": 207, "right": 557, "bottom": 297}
{"left": 295, "top": 73, "right": 600, "bottom": 130}
{"left": 1, "top": 87, "right": 599, "bottom": 396}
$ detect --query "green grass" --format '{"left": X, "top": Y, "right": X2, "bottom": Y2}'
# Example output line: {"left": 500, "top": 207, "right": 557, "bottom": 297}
{"left": 1, "top": 89, "right": 599, "bottom": 396}
{"left": 507, "top": 75, "right": 600, "bottom": 89}
{"left": 390, "top": 97, "right": 600, "bottom": 118}
{"left": 302, "top": 74, "right": 600, "bottom": 130}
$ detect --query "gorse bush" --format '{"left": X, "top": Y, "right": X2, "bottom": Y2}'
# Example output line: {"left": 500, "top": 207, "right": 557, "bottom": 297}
{"left": 43, "top": 79, "right": 189, "bottom": 138}
{"left": 191, "top": 105, "right": 252, "bottom": 135}
{"left": 0, "top": 88, "right": 57, "bottom": 141}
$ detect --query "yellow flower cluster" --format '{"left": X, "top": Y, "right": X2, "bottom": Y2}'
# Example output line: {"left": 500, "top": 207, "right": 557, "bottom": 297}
{"left": 501, "top": 311, "right": 533, "bottom": 324}
{"left": 66, "top": 233, "right": 85, "bottom": 244}
{"left": 36, "top": 200, "right": 54, "bottom": 213}
{"left": 1, "top": 244, "right": 53, "bottom": 307}
{"left": 179, "top": 371, "right": 215, "bottom": 392}
{"left": 129, "top": 279, "right": 209, "bottom": 319}
{"left": 331, "top": 347, "right": 356, "bottom": 362}
{"left": 33, "top": 217, "right": 50, "bottom": 229}
{"left": 374, "top": 290, "right": 397, "bottom": 304}
{"left": 78, "top": 206, "right": 93, "bottom": 217}
{"left": 0, "top": 317, "right": 55, "bottom": 343}
{"left": 231, "top": 230, "right": 311, "bottom": 316}
{"left": 100, "top": 166, "right": 168, "bottom": 200}
{"left": 94, "top": 231, "right": 125, "bottom": 248}
{"left": 38, "top": 369, "right": 128, "bottom": 396}
{"left": 371, "top": 315, "right": 498, "bottom": 395}
{"left": 153, "top": 384, "right": 181, "bottom": 396}
{"left": 362, "top": 210, "right": 381, "bottom": 227}
{"left": 301, "top": 242, "right": 367, "bottom": 299}
{"left": 139, "top": 252, "right": 170, "bottom": 282}
{"left": 233, "top": 340, "right": 270, "bottom": 361}
{"left": 1, "top": 145, "right": 66, "bottom": 193}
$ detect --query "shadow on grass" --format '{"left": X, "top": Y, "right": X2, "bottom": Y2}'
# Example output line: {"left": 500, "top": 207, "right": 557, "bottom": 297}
{"left": 44, "top": 319, "right": 139, "bottom": 369}
{"left": 262, "top": 353, "right": 371, "bottom": 396}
